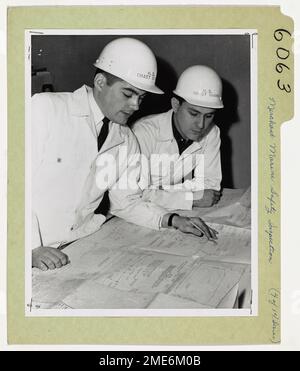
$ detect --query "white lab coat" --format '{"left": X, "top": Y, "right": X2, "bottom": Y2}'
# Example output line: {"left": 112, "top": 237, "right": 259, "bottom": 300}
{"left": 31, "top": 85, "right": 166, "bottom": 249}
{"left": 132, "top": 109, "right": 222, "bottom": 210}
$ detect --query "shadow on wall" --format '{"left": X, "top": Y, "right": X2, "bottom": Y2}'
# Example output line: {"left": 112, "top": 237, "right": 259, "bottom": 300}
{"left": 216, "top": 79, "right": 240, "bottom": 189}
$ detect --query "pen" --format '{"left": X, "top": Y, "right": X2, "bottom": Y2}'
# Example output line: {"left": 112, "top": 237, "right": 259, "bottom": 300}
{"left": 190, "top": 221, "right": 218, "bottom": 245}
{"left": 36, "top": 215, "right": 44, "bottom": 247}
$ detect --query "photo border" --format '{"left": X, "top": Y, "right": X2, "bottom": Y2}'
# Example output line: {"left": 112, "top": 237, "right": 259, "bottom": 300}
{"left": 25, "top": 28, "right": 257, "bottom": 319}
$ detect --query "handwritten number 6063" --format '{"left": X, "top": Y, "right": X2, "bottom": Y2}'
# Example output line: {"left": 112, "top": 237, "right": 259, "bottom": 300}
{"left": 274, "top": 28, "right": 292, "bottom": 93}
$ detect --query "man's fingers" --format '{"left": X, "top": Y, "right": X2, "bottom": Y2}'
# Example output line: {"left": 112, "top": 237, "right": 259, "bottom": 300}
{"left": 178, "top": 217, "right": 218, "bottom": 241}
{"left": 62, "top": 255, "right": 70, "bottom": 265}
{"left": 213, "top": 190, "right": 221, "bottom": 202}
{"left": 193, "top": 218, "right": 218, "bottom": 240}
{"left": 49, "top": 254, "right": 63, "bottom": 268}
{"left": 39, "top": 262, "right": 48, "bottom": 271}
{"left": 48, "top": 251, "right": 70, "bottom": 268}
{"left": 41, "top": 256, "right": 56, "bottom": 270}
{"left": 200, "top": 221, "right": 218, "bottom": 239}
{"left": 199, "top": 221, "right": 214, "bottom": 239}
{"left": 207, "top": 226, "right": 218, "bottom": 240}
{"left": 188, "top": 225, "right": 204, "bottom": 238}
{"left": 212, "top": 193, "right": 220, "bottom": 204}
{"left": 191, "top": 219, "right": 213, "bottom": 239}
{"left": 50, "top": 249, "right": 69, "bottom": 266}
{"left": 32, "top": 246, "right": 70, "bottom": 271}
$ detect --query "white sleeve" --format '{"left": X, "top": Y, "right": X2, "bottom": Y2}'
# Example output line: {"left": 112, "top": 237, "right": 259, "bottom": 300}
{"left": 109, "top": 133, "right": 167, "bottom": 230}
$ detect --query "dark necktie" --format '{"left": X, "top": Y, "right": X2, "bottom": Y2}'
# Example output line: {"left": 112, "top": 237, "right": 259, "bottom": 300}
{"left": 97, "top": 117, "right": 110, "bottom": 151}
{"left": 94, "top": 117, "right": 110, "bottom": 215}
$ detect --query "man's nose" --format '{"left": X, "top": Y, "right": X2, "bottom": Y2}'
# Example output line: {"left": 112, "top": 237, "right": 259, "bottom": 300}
{"left": 129, "top": 96, "right": 140, "bottom": 111}
{"left": 197, "top": 115, "right": 205, "bottom": 129}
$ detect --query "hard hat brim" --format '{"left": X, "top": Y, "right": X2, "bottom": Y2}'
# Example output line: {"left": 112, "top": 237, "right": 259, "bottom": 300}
{"left": 136, "top": 83, "right": 164, "bottom": 95}
{"left": 173, "top": 90, "right": 224, "bottom": 109}
{"left": 185, "top": 98, "right": 224, "bottom": 109}
{"left": 94, "top": 64, "right": 164, "bottom": 95}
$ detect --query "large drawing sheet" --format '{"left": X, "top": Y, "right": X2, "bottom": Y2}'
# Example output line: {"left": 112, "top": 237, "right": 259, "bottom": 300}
{"left": 140, "top": 222, "right": 251, "bottom": 264}
{"left": 147, "top": 293, "right": 213, "bottom": 309}
{"left": 32, "top": 248, "right": 247, "bottom": 310}
{"left": 31, "top": 188, "right": 251, "bottom": 310}
{"left": 169, "top": 260, "right": 246, "bottom": 308}
{"left": 195, "top": 223, "right": 251, "bottom": 264}
{"left": 32, "top": 217, "right": 250, "bottom": 309}
{"left": 81, "top": 215, "right": 251, "bottom": 264}
{"left": 203, "top": 188, "right": 251, "bottom": 229}
{"left": 62, "top": 213, "right": 251, "bottom": 264}
{"left": 178, "top": 188, "right": 251, "bottom": 229}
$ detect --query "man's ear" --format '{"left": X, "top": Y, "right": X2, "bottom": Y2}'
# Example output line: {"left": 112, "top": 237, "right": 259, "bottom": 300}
{"left": 94, "top": 73, "right": 106, "bottom": 92}
{"left": 171, "top": 97, "right": 180, "bottom": 113}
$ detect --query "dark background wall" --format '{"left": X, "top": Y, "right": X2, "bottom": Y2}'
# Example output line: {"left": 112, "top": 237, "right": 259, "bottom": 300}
{"left": 31, "top": 34, "right": 251, "bottom": 189}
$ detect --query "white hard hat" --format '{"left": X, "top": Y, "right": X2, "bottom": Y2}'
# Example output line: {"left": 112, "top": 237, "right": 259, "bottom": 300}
{"left": 94, "top": 37, "right": 163, "bottom": 95}
{"left": 173, "top": 65, "right": 223, "bottom": 109}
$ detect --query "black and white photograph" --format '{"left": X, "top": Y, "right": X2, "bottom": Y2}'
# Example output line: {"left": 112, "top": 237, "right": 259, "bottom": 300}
{"left": 26, "top": 30, "right": 256, "bottom": 315}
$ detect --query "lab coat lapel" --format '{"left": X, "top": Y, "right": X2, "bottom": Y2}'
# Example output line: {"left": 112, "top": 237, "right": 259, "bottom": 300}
{"left": 69, "top": 85, "right": 125, "bottom": 153}
{"left": 70, "top": 85, "right": 98, "bottom": 140}
{"left": 182, "top": 141, "right": 203, "bottom": 155}
{"left": 71, "top": 86, "right": 125, "bottom": 153}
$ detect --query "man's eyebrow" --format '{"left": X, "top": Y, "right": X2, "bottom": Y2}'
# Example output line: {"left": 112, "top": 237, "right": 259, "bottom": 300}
{"left": 123, "top": 87, "right": 146, "bottom": 97}
{"left": 188, "top": 108, "right": 201, "bottom": 114}
{"left": 188, "top": 108, "right": 215, "bottom": 114}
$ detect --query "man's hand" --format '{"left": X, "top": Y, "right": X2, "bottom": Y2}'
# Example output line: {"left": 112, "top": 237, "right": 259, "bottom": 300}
{"left": 172, "top": 215, "right": 218, "bottom": 241}
{"left": 193, "top": 189, "right": 221, "bottom": 208}
{"left": 32, "top": 246, "right": 69, "bottom": 271}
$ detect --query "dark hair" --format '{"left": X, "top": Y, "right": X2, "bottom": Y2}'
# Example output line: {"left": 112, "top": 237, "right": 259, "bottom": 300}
{"left": 94, "top": 68, "right": 121, "bottom": 86}
{"left": 172, "top": 93, "right": 185, "bottom": 105}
